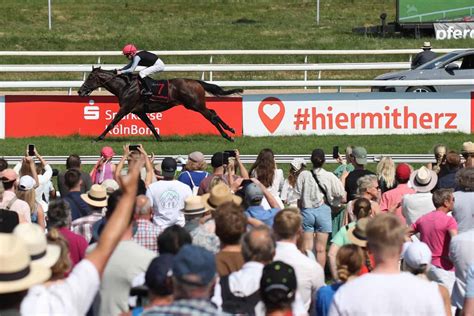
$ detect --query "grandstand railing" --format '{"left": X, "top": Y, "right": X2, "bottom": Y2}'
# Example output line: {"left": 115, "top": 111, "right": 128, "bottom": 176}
{"left": 2, "top": 154, "right": 440, "bottom": 165}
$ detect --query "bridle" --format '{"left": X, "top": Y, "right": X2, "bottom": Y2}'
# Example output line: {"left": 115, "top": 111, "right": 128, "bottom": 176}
{"left": 82, "top": 71, "right": 118, "bottom": 92}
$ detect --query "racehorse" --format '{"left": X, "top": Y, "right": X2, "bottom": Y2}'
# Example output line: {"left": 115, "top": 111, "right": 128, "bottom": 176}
{"left": 77, "top": 67, "right": 243, "bottom": 141}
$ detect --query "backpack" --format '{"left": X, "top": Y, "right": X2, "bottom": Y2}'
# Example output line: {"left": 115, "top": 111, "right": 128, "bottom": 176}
{"left": 220, "top": 275, "right": 260, "bottom": 315}
{"left": 186, "top": 171, "right": 208, "bottom": 196}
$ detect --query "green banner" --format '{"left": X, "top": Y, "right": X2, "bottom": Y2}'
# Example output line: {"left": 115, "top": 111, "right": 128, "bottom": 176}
{"left": 398, "top": 0, "right": 474, "bottom": 23}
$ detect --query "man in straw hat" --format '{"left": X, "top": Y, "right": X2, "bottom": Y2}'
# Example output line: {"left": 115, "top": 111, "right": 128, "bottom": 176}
{"left": 329, "top": 214, "right": 445, "bottom": 315}
{"left": 461, "top": 141, "right": 474, "bottom": 167}
{"left": 13, "top": 155, "right": 144, "bottom": 315}
{"left": 411, "top": 41, "right": 437, "bottom": 69}
{"left": 402, "top": 166, "right": 437, "bottom": 225}
{"left": 71, "top": 183, "right": 108, "bottom": 242}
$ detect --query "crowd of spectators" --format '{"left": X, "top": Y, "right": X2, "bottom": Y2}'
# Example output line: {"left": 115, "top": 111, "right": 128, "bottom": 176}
{"left": 0, "top": 141, "right": 473, "bottom": 316}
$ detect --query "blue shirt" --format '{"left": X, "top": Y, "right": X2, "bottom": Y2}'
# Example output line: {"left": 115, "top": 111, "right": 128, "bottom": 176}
{"left": 245, "top": 205, "right": 280, "bottom": 226}
{"left": 314, "top": 283, "right": 342, "bottom": 316}
{"left": 64, "top": 191, "right": 91, "bottom": 220}
{"left": 178, "top": 171, "right": 209, "bottom": 191}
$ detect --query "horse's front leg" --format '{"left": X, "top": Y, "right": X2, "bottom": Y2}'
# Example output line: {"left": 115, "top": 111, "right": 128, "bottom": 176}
{"left": 136, "top": 112, "right": 161, "bottom": 141}
{"left": 95, "top": 107, "right": 130, "bottom": 142}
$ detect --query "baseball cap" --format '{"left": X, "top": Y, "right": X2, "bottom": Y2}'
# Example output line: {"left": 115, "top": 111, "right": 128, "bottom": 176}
{"left": 211, "top": 152, "right": 225, "bottom": 168}
{"left": 395, "top": 163, "right": 411, "bottom": 181}
{"left": 352, "top": 147, "right": 368, "bottom": 165}
{"left": 402, "top": 241, "right": 432, "bottom": 270}
{"left": 161, "top": 157, "right": 177, "bottom": 178}
{"left": 0, "top": 169, "right": 17, "bottom": 183}
{"left": 145, "top": 254, "right": 174, "bottom": 296}
{"left": 245, "top": 183, "right": 264, "bottom": 204}
{"left": 260, "top": 261, "right": 297, "bottom": 298}
{"left": 172, "top": 244, "right": 216, "bottom": 286}
{"left": 18, "top": 175, "right": 36, "bottom": 191}
{"left": 188, "top": 151, "right": 205, "bottom": 163}
{"left": 290, "top": 158, "right": 306, "bottom": 171}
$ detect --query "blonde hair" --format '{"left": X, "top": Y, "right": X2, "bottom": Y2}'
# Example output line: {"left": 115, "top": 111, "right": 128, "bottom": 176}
{"left": 366, "top": 214, "right": 406, "bottom": 257}
{"left": 16, "top": 189, "right": 36, "bottom": 214}
{"left": 47, "top": 228, "right": 72, "bottom": 280}
{"left": 185, "top": 159, "right": 207, "bottom": 171}
{"left": 376, "top": 156, "right": 396, "bottom": 189}
{"left": 336, "top": 244, "right": 364, "bottom": 282}
{"left": 273, "top": 208, "right": 302, "bottom": 240}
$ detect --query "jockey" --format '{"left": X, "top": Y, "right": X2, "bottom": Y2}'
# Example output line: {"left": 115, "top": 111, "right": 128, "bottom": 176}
{"left": 116, "top": 44, "right": 165, "bottom": 96}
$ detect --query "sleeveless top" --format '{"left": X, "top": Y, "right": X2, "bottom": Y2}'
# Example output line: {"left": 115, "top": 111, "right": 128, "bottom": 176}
{"left": 137, "top": 51, "right": 158, "bottom": 67}
{"left": 94, "top": 162, "right": 114, "bottom": 184}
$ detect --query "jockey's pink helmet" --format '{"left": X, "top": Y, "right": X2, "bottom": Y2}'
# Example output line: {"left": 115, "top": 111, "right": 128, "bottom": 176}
{"left": 122, "top": 44, "right": 137, "bottom": 56}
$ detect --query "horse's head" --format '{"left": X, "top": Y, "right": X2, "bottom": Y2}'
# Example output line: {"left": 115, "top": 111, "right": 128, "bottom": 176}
{"left": 78, "top": 67, "right": 113, "bottom": 96}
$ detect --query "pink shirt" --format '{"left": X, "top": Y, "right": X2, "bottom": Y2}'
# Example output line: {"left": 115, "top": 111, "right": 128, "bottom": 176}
{"left": 58, "top": 227, "right": 88, "bottom": 268}
{"left": 411, "top": 210, "right": 457, "bottom": 270}
{"left": 380, "top": 183, "right": 415, "bottom": 224}
{"left": 0, "top": 190, "right": 31, "bottom": 223}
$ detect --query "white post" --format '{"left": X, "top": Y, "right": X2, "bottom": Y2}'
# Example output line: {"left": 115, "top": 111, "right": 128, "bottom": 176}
{"left": 316, "top": 0, "right": 320, "bottom": 25}
{"left": 48, "top": 0, "right": 52, "bottom": 30}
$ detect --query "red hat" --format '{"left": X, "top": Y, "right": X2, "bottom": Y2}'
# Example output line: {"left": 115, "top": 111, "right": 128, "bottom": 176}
{"left": 396, "top": 163, "right": 411, "bottom": 181}
{"left": 100, "top": 146, "right": 115, "bottom": 159}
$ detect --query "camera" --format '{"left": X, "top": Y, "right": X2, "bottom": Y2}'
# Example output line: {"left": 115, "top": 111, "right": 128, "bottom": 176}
{"left": 224, "top": 150, "right": 237, "bottom": 158}
{"left": 129, "top": 144, "right": 140, "bottom": 152}
{"left": 332, "top": 146, "right": 339, "bottom": 159}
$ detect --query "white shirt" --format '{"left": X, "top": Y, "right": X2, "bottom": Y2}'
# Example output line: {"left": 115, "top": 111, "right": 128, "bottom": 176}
{"left": 212, "top": 261, "right": 307, "bottom": 316}
{"left": 14, "top": 162, "right": 52, "bottom": 206}
{"left": 402, "top": 193, "right": 435, "bottom": 225}
{"left": 273, "top": 241, "right": 325, "bottom": 311}
{"left": 251, "top": 168, "right": 285, "bottom": 208}
{"left": 146, "top": 179, "right": 192, "bottom": 230}
{"left": 449, "top": 229, "right": 474, "bottom": 308}
{"left": 452, "top": 191, "right": 474, "bottom": 233}
{"left": 328, "top": 272, "right": 445, "bottom": 316}
{"left": 21, "top": 259, "right": 100, "bottom": 316}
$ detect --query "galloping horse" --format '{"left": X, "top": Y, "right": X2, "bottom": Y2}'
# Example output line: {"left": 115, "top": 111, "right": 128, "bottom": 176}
{"left": 77, "top": 67, "right": 242, "bottom": 141}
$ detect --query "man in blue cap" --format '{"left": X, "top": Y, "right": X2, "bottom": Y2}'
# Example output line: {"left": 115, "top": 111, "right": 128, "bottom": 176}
{"left": 143, "top": 244, "right": 223, "bottom": 315}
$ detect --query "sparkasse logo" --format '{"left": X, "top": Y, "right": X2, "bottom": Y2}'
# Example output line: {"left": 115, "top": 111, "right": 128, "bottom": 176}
{"left": 83, "top": 100, "right": 100, "bottom": 120}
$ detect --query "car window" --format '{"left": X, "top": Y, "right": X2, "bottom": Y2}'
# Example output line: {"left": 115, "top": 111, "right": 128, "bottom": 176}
{"left": 460, "top": 55, "right": 474, "bottom": 69}
{"left": 418, "top": 52, "right": 458, "bottom": 70}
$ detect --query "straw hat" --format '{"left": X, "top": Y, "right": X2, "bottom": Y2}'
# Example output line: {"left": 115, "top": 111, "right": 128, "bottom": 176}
{"left": 182, "top": 196, "right": 207, "bottom": 215}
{"left": 201, "top": 183, "right": 242, "bottom": 211}
{"left": 0, "top": 234, "right": 51, "bottom": 294}
{"left": 347, "top": 218, "right": 370, "bottom": 247}
{"left": 409, "top": 166, "right": 438, "bottom": 193}
{"left": 13, "top": 223, "right": 61, "bottom": 269}
{"left": 422, "top": 42, "right": 431, "bottom": 49}
{"left": 81, "top": 184, "right": 108, "bottom": 208}
{"left": 462, "top": 141, "right": 474, "bottom": 154}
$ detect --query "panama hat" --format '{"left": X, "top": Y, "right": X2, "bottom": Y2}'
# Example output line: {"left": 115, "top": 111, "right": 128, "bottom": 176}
{"left": 422, "top": 42, "right": 431, "bottom": 49}
{"left": 13, "top": 223, "right": 61, "bottom": 269}
{"left": 462, "top": 141, "right": 474, "bottom": 154}
{"left": 201, "top": 183, "right": 242, "bottom": 211}
{"left": 182, "top": 196, "right": 207, "bottom": 215}
{"left": 0, "top": 234, "right": 51, "bottom": 294}
{"left": 347, "top": 218, "right": 370, "bottom": 247}
{"left": 81, "top": 184, "right": 108, "bottom": 208}
{"left": 409, "top": 166, "right": 438, "bottom": 193}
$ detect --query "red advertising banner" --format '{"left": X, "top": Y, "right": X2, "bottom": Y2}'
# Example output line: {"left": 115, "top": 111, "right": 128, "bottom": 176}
{"left": 5, "top": 96, "right": 242, "bottom": 138}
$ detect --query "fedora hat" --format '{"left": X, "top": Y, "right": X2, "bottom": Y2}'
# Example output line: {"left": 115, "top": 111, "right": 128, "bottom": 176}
{"left": 0, "top": 233, "right": 51, "bottom": 294}
{"left": 462, "top": 141, "right": 474, "bottom": 154}
{"left": 347, "top": 217, "right": 370, "bottom": 247}
{"left": 422, "top": 41, "right": 431, "bottom": 49}
{"left": 13, "top": 223, "right": 61, "bottom": 269}
{"left": 201, "top": 183, "right": 242, "bottom": 211}
{"left": 182, "top": 196, "right": 207, "bottom": 215}
{"left": 81, "top": 184, "right": 108, "bottom": 208}
{"left": 409, "top": 166, "right": 438, "bottom": 193}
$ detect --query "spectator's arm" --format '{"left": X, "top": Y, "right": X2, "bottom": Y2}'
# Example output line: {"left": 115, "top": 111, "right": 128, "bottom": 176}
{"left": 114, "top": 144, "right": 130, "bottom": 180}
{"left": 24, "top": 157, "right": 39, "bottom": 189}
{"left": 234, "top": 149, "right": 249, "bottom": 179}
{"left": 35, "top": 149, "right": 51, "bottom": 183}
{"left": 137, "top": 145, "right": 154, "bottom": 187}
{"left": 85, "top": 155, "right": 143, "bottom": 277}
{"left": 13, "top": 161, "right": 22, "bottom": 174}
{"left": 252, "top": 178, "right": 279, "bottom": 209}
{"left": 247, "top": 217, "right": 265, "bottom": 228}
{"left": 438, "top": 284, "right": 452, "bottom": 316}
{"left": 463, "top": 265, "right": 474, "bottom": 316}
{"left": 449, "top": 229, "right": 458, "bottom": 238}
{"left": 328, "top": 243, "right": 340, "bottom": 281}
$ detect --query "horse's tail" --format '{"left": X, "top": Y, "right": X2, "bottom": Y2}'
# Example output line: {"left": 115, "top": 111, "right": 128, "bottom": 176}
{"left": 197, "top": 80, "right": 243, "bottom": 96}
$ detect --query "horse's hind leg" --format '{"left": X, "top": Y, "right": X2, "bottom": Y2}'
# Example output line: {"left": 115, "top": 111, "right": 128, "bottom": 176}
{"left": 208, "top": 109, "right": 235, "bottom": 134}
{"left": 194, "top": 108, "right": 234, "bottom": 142}
{"left": 136, "top": 112, "right": 161, "bottom": 141}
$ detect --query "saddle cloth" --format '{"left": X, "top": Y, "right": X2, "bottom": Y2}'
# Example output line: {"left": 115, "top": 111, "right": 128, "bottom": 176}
{"left": 141, "top": 78, "right": 169, "bottom": 102}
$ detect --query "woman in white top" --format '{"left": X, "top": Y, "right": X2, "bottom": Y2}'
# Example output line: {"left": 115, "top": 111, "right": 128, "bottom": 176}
{"left": 249, "top": 148, "right": 284, "bottom": 209}
{"left": 281, "top": 158, "right": 306, "bottom": 207}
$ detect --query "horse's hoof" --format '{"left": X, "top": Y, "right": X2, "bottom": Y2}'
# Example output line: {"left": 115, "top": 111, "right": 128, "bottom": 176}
{"left": 229, "top": 128, "right": 235, "bottom": 134}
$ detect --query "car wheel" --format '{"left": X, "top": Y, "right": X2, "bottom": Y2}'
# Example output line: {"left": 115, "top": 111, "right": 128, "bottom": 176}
{"left": 406, "top": 86, "right": 435, "bottom": 93}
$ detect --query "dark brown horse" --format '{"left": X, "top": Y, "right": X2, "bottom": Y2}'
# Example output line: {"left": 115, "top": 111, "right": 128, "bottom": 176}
{"left": 77, "top": 67, "right": 242, "bottom": 141}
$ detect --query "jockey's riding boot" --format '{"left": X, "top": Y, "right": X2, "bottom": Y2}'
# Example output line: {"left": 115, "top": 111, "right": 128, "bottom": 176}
{"left": 140, "top": 77, "right": 153, "bottom": 97}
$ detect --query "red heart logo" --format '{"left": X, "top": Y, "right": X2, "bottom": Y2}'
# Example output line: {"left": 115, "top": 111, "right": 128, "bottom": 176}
{"left": 258, "top": 97, "right": 285, "bottom": 134}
